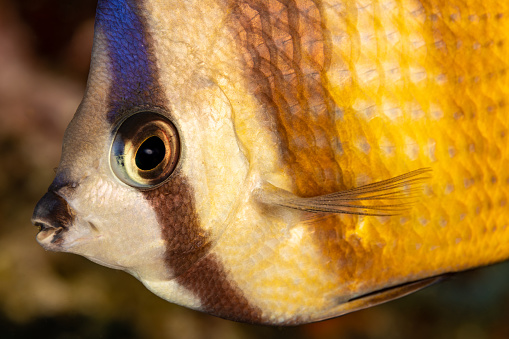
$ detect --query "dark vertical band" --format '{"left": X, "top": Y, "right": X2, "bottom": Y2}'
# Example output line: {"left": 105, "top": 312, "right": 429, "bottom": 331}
{"left": 97, "top": 0, "right": 262, "bottom": 322}
{"left": 143, "top": 176, "right": 263, "bottom": 323}
{"left": 176, "top": 254, "right": 263, "bottom": 323}
{"left": 96, "top": 0, "right": 166, "bottom": 123}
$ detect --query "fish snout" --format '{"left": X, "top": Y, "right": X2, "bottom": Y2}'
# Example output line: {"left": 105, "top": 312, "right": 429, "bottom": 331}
{"left": 32, "top": 191, "right": 75, "bottom": 249}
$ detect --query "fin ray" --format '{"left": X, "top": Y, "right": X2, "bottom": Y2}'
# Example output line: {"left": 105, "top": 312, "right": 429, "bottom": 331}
{"left": 275, "top": 168, "right": 431, "bottom": 216}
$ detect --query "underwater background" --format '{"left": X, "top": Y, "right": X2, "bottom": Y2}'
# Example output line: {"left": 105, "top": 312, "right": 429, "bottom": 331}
{"left": 1, "top": 0, "right": 509, "bottom": 338}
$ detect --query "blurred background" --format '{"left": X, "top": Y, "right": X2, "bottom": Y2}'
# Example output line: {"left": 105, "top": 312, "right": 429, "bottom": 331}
{"left": 1, "top": 0, "right": 509, "bottom": 338}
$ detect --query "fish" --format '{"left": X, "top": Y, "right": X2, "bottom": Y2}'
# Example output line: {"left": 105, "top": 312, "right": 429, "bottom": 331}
{"left": 31, "top": 0, "right": 509, "bottom": 325}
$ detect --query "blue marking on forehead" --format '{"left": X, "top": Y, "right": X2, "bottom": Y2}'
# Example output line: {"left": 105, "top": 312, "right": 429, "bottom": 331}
{"left": 96, "top": 0, "right": 165, "bottom": 123}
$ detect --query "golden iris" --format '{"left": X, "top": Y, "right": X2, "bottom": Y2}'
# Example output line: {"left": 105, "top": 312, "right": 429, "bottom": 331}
{"left": 110, "top": 111, "right": 180, "bottom": 189}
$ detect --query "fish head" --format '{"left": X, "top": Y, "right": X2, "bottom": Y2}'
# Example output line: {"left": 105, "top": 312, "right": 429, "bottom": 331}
{"left": 31, "top": 107, "right": 183, "bottom": 280}
{"left": 31, "top": 0, "right": 254, "bottom": 282}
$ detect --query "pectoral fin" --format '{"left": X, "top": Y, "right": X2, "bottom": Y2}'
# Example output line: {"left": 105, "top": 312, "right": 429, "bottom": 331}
{"left": 260, "top": 168, "right": 431, "bottom": 217}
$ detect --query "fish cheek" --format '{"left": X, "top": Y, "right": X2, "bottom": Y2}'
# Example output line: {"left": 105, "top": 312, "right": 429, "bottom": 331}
{"left": 55, "top": 176, "right": 168, "bottom": 277}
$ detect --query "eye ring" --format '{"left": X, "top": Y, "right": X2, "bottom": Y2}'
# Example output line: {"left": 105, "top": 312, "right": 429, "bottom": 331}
{"left": 109, "top": 111, "right": 180, "bottom": 189}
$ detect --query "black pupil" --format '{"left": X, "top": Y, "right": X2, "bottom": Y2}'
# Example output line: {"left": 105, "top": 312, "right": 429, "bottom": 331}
{"left": 135, "top": 136, "right": 166, "bottom": 170}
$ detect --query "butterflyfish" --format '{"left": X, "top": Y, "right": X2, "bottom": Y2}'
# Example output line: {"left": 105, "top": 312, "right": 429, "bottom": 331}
{"left": 32, "top": 0, "right": 509, "bottom": 325}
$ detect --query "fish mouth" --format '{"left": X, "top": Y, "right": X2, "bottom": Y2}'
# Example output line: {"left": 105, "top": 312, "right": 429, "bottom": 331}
{"left": 32, "top": 191, "right": 74, "bottom": 250}
{"left": 33, "top": 219, "right": 69, "bottom": 250}
{"left": 34, "top": 221, "right": 64, "bottom": 244}
{"left": 34, "top": 220, "right": 55, "bottom": 238}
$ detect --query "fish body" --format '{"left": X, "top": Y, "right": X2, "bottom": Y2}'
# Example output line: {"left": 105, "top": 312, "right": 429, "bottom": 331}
{"left": 32, "top": 0, "right": 509, "bottom": 325}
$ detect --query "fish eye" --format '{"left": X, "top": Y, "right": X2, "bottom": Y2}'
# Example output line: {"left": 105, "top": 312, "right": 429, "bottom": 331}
{"left": 110, "top": 111, "right": 180, "bottom": 189}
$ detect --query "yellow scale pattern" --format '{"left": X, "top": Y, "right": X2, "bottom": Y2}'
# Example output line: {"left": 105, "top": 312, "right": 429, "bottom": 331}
{"left": 205, "top": 0, "right": 509, "bottom": 321}
{"left": 320, "top": 0, "right": 509, "bottom": 293}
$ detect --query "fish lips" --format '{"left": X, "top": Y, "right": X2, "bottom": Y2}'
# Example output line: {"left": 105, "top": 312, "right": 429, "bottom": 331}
{"left": 32, "top": 190, "right": 75, "bottom": 250}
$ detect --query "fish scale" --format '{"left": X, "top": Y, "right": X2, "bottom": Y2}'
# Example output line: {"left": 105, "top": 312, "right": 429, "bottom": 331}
{"left": 326, "top": 0, "right": 509, "bottom": 288}
{"left": 31, "top": 0, "right": 509, "bottom": 325}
